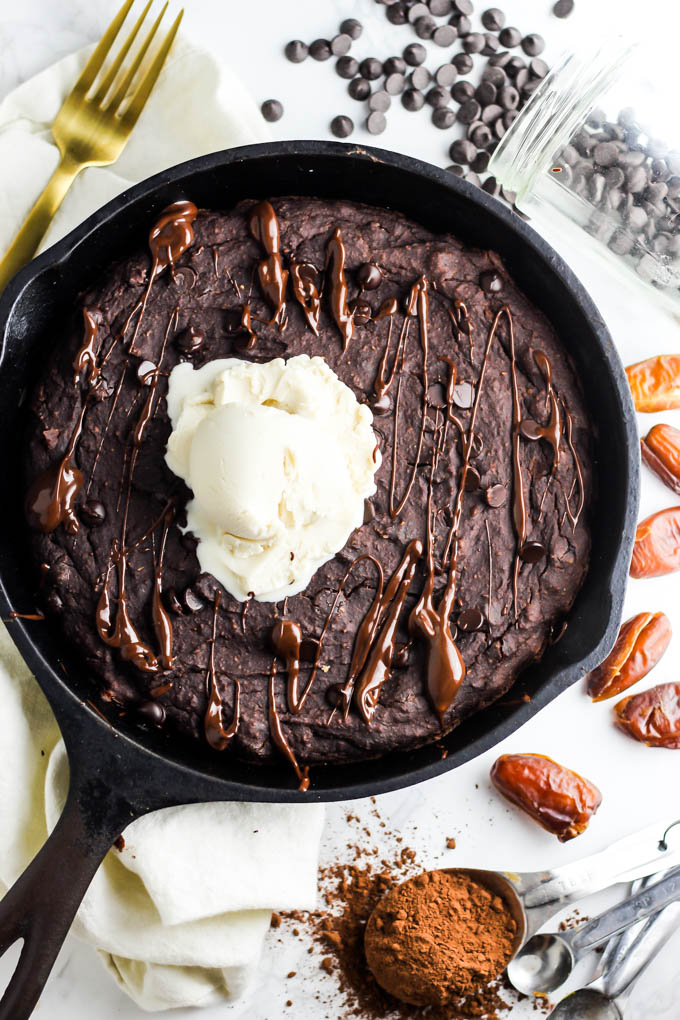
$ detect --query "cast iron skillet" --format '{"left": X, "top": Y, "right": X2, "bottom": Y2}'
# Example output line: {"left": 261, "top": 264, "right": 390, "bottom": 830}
{"left": 0, "top": 141, "right": 638, "bottom": 1018}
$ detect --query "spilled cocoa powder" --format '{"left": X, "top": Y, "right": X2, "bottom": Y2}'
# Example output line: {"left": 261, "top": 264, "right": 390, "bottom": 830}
{"left": 281, "top": 806, "right": 528, "bottom": 1019}
{"left": 365, "top": 869, "right": 517, "bottom": 1006}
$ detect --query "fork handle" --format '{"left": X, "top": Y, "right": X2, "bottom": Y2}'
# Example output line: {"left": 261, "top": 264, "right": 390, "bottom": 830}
{"left": 0, "top": 152, "right": 82, "bottom": 293}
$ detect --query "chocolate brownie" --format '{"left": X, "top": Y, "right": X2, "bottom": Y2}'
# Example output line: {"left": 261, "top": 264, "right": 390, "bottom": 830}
{"left": 25, "top": 196, "right": 591, "bottom": 784}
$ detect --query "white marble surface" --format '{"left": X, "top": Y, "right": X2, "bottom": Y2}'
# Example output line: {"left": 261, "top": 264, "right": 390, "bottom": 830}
{"left": 2, "top": 0, "right": 680, "bottom": 1016}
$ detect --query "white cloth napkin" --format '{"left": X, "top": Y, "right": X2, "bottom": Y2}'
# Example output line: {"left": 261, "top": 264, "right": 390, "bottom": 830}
{"left": 0, "top": 39, "right": 325, "bottom": 1013}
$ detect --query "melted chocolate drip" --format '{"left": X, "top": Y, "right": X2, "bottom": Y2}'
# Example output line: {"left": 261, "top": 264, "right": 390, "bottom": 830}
{"left": 248, "top": 200, "right": 288, "bottom": 330}
{"left": 564, "top": 406, "right": 585, "bottom": 529}
{"left": 325, "top": 228, "right": 354, "bottom": 350}
{"left": 152, "top": 511, "right": 175, "bottom": 669}
{"left": 73, "top": 308, "right": 100, "bottom": 389}
{"left": 204, "top": 590, "right": 240, "bottom": 750}
{"left": 268, "top": 658, "right": 309, "bottom": 791}
{"left": 95, "top": 542, "right": 159, "bottom": 674}
{"left": 271, "top": 618, "right": 306, "bottom": 714}
{"left": 353, "top": 539, "right": 423, "bottom": 725}
{"left": 26, "top": 399, "right": 88, "bottom": 534}
{"left": 290, "top": 260, "right": 321, "bottom": 335}
{"left": 519, "top": 350, "right": 562, "bottom": 468}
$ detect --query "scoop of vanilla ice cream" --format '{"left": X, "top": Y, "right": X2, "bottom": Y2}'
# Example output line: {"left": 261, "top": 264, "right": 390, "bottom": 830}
{"left": 165, "top": 355, "right": 380, "bottom": 601}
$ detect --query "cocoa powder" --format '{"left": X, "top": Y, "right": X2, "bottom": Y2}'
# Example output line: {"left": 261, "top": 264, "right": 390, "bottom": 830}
{"left": 364, "top": 869, "right": 517, "bottom": 1006}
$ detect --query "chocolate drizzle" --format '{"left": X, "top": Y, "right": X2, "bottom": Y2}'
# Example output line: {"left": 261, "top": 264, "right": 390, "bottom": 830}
{"left": 409, "top": 404, "right": 465, "bottom": 721}
{"left": 519, "top": 350, "right": 562, "bottom": 468}
{"left": 248, "top": 200, "right": 288, "bottom": 330}
{"left": 204, "top": 590, "right": 240, "bottom": 750}
{"left": 390, "top": 276, "right": 430, "bottom": 517}
{"left": 325, "top": 228, "right": 354, "bottom": 350}
{"left": 73, "top": 308, "right": 100, "bottom": 389}
{"left": 290, "top": 260, "right": 321, "bottom": 334}
{"left": 26, "top": 399, "right": 88, "bottom": 534}
{"left": 152, "top": 511, "right": 175, "bottom": 670}
{"left": 272, "top": 617, "right": 306, "bottom": 714}
{"left": 269, "top": 659, "right": 310, "bottom": 791}
{"left": 95, "top": 541, "right": 159, "bottom": 674}
{"left": 564, "top": 407, "right": 585, "bottom": 528}
{"left": 352, "top": 540, "right": 423, "bottom": 725}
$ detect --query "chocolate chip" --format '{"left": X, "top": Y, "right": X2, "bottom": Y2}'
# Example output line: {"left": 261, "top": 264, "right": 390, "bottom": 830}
{"left": 521, "top": 33, "right": 545, "bottom": 56}
{"left": 360, "top": 57, "right": 383, "bottom": 80}
{"left": 385, "top": 72, "right": 406, "bottom": 94}
{"left": 453, "top": 381, "right": 474, "bottom": 407}
{"left": 457, "top": 99, "right": 481, "bottom": 124}
{"left": 310, "top": 39, "right": 332, "bottom": 61}
{"left": 479, "top": 269, "right": 502, "bottom": 292}
{"left": 384, "top": 56, "right": 407, "bottom": 75}
{"left": 331, "top": 33, "right": 352, "bottom": 56}
{"left": 499, "top": 85, "right": 520, "bottom": 110}
{"left": 325, "top": 684, "right": 344, "bottom": 709}
{"left": 393, "top": 644, "right": 410, "bottom": 668}
{"left": 261, "top": 99, "right": 283, "bottom": 123}
{"left": 452, "top": 80, "right": 475, "bottom": 103}
{"left": 458, "top": 608, "right": 485, "bottom": 632}
{"left": 81, "top": 500, "right": 106, "bottom": 526}
{"left": 482, "top": 33, "right": 500, "bottom": 56}
{"left": 463, "top": 32, "right": 485, "bottom": 54}
{"left": 351, "top": 298, "right": 372, "bottom": 324}
{"left": 481, "top": 7, "right": 505, "bottom": 30}
{"left": 485, "top": 484, "right": 506, "bottom": 507}
{"left": 331, "top": 115, "right": 354, "bottom": 138}
{"left": 366, "top": 110, "right": 387, "bottom": 134}
{"left": 433, "top": 24, "right": 457, "bottom": 46}
{"left": 446, "top": 164, "right": 465, "bottom": 177}
{"left": 285, "top": 40, "right": 308, "bottom": 63}
{"left": 450, "top": 13, "right": 471, "bottom": 35}
{"left": 433, "top": 108, "right": 456, "bottom": 128}
{"left": 340, "top": 18, "right": 363, "bottom": 40}
{"left": 403, "top": 43, "right": 427, "bottom": 66}
{"left": 363, "top": 499, "right": 376, "bottom": 524}
{"left": 415, "top": 15, "right": 436, "bottom": 39}
{"left": 435, "top": 64, "right": 458, "bottom": 87}
{"left": 176, "top": 325, "right": 204, "bottom": 353}
{"left": 452, "top": 52, "right": 474, "bottom": 74}
{"left": 462, "top": 464, "right": 481, "bottom": 491}
{"left": 427, "top": 86, "right": 451, "bottom": 109}
{"left": 452, "top": 0, "right": 473, "bottom": 14}
{"left": 402, "top": 88, "right": 426, "bottom": 111}
{"left": 593, "top": 141, "right": 618, "bottom": 167}
{"left": 471, "top": 151, "right": 491, "bottom": 173}
{"left": 475, "top": 81, "right": 497, "bottom": 106}
{"left": 387, "top": 2, "right": 409, "bottom": 24}
{"left": 449, "top": 138, "right": 476, "bottom": 164}
{"left": 167, "top": 588, "right": 184, "bottom": 615}
{"left": 529, "top": 58, "right": 549, "bottom": 79}
{"left": 505, "top": 55, "right": 526, "bottom": 77}
{"left": 358, "top": 263, "right": 383, "bottom": 290}
{"left": 369, "top": 91, "right": 391, "bottom": 112}
{"left": 519, "top": 541, "right": 547, "bottom": 563}
{"left": 371, "top": 393, "right": 392, "bottom": 414}
{"left": 408, "top": 2, "right": 430, "bottom": 21}
{"left": 409, "top": 66, "right": 432, "bottom": 90}
{"left": 137, "top": 700, "right": 166, "bottom": 726}
{"left": 499, "top": 27, "right": 522, "bottom": 47}
{"left": 348, "top": 77, "right": 371, "bottom": 101}
{"left": 183, "top": 588, "right": 206, "bottom": 613}
{"left": 300, "top": 638, "right": 320, "bottom": 662}
{"left": 336, "top": 55, "right": 359, "bottom": 79}
{"left": 482, "top": 103, "right": 504, "bottom": 125}
{"left": 553, "top": 0, "right": 574, "bottom": 16}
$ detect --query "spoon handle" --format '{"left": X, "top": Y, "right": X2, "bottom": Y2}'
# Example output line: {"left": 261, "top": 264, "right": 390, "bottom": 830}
{"left": 569, "top": 865, "right": 680, "bottom": 954}
{"left": 593, "top": 878, "right": 644, "bottom": 987}
{"left": 601, "top": 873, "right": 667, "bottom": 995}
{"left": 612, "top": 900, "right": 680, "bottom": 1008}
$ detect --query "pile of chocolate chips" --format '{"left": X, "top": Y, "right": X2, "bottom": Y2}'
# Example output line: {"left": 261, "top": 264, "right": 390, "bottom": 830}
{"left": 554, "top": 110, "right": 680, "bottom": 287}
{"left": 262, "top": 0, "right": 575, "bottom": 207}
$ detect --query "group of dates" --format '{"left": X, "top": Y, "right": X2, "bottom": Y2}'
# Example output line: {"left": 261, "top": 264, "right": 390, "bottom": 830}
{"left": 490, "top": 352, "right": 680, "bottom": 846}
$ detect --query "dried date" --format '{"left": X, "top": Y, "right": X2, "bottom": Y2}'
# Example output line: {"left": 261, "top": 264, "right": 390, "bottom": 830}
{"left": 641, "top": 424, "right": 680, "bottom": 495}
{"left": 615, "top": 682, "right": 680, "bottom": 748}
{"left": 587, "top": 612, "right": 671, "bottom": 702}
{"left": 630, "top": 507, "right": 680, "bottom": 578}
{"left": 626, "top": 354, "right": 680, "bottom": 412}
{"left": 490, "top": 753, "right": 602, "bottom": 842}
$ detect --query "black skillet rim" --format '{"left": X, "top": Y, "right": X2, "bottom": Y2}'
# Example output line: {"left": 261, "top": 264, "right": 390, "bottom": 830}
{"left": 0, "top": 141, "right": 639, "bottom": 803}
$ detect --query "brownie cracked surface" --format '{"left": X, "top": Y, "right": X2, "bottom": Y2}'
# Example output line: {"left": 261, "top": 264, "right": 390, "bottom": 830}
{"left": 25, "top": 196, "right": 592, "bottom": 771}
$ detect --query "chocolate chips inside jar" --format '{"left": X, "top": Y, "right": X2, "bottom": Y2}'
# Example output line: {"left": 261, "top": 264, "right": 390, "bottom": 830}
{"left": 25, "top": 196, "right": 591, "bottom": 788}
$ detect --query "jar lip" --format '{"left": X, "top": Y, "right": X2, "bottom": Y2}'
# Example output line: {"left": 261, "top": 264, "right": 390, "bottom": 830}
{"left": 489, "top": 37, "right": 636, "bottom": 202}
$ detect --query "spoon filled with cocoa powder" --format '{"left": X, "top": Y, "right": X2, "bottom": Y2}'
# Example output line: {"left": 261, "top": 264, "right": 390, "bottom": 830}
{"left": 364, "top": 868, "right": 522, "bottom": 1007}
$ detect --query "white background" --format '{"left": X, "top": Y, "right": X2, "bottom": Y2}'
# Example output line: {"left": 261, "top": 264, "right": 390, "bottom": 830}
{"left": 1, "top": 0, "right": 680, "bottom": 1017}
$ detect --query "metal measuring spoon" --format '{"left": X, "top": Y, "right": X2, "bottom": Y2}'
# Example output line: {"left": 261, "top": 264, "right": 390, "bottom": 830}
{"left": 440, "top": 816, "right": 680, "bottom": 968}
{"left": 546, "top": 892, "right": 680, "bottom": 1018}
{"left": 507, "top": 864, "right": 680, "bottom": 995}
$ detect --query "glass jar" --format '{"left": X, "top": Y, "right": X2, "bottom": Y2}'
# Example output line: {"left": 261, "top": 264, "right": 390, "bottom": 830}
{"left": 489, "top": 35, "right": 680, "bottom": 314}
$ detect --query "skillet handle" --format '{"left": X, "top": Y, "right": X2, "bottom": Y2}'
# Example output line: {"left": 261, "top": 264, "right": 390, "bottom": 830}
{"left": 0, "top": 776, "right": 135, "bottom": 1020}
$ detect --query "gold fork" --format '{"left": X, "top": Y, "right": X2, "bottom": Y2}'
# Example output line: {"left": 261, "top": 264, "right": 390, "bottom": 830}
{"left": 0, "top": 0, "right": 183, "bottom": 293}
